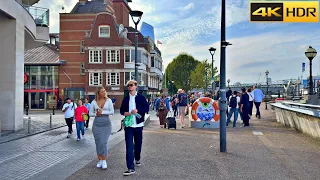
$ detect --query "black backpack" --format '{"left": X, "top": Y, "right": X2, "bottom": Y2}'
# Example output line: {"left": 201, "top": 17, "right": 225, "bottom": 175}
{"left": 229, "top": 96, "right": 237, "bottom": 108}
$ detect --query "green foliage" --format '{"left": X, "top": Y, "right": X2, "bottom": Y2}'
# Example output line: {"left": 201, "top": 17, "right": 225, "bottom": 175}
{"left": 165, "top": 53, "right": 199, "bottom": 92}
{"left": 190, "top": 60, "right": 219, "bottom": 89}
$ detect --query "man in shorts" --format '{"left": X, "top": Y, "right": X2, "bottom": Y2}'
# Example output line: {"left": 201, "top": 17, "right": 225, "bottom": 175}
{"left": 177, "top": 89, "right": 188, "bottom": 128}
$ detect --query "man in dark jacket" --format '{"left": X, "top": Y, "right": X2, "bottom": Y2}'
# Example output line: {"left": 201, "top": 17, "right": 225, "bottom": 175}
{"left": 120, "top": 80, "right": 149, "bottom": 176}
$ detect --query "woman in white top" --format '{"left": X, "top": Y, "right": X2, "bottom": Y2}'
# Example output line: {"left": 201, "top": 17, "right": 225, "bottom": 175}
{"left": 89, "top": 87, "right": 114, "bottom": 169}
{"left": 247, "top": 88, "right": 254, "bottom": 117}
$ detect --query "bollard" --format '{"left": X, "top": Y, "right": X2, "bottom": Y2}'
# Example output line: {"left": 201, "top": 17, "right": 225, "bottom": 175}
{"left": 26, "top": 105, "right": 29, "bottom": 116}
{"left": 28, "top": 117, "right": 31, "bottom": 133}
{"left": 50, "top": 113, "right": 52, "bottom": 128}
{"left": 52, "top": 105, "right": 55, "bottom": 115}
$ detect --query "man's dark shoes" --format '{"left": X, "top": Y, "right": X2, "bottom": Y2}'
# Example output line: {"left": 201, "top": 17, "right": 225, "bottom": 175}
{"left": 123, "top": 169, "right": 135, "bottom": 176}
{"left": 135, "top": 160, "right": 141, "bottom": 167}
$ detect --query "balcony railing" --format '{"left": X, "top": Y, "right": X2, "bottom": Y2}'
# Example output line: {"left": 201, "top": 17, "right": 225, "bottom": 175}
{"left": 22, "top": 5, "right": 49, "bottom": 27}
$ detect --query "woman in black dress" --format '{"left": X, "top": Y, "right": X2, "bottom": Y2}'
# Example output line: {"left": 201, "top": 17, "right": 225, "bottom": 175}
{"left": 240, "top": 88, "right": 250, "bottom": 127}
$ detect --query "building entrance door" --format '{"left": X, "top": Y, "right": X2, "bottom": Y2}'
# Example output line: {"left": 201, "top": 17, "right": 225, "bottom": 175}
{"left": 30, "top": 92, "right": 46, "bottom": 109}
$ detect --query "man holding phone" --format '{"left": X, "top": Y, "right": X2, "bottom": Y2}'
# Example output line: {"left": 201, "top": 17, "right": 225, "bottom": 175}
{"left": 62, "top": 97, "right": 77, "bottom": 138}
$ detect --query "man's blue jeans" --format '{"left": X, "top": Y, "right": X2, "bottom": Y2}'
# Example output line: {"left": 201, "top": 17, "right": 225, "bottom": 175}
{"left": 125, "top": 127, "right": 143, "bottom": 170}
{"left": 76, "top": 121, "right": 85, "bottom": 139}
{"left": 227, "top": 108, "right": 239, "bottom": 127}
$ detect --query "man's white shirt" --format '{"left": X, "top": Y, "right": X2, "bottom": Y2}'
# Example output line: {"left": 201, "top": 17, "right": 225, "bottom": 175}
{"left": 62, "top": 102, "right": 77, "bottom": 118}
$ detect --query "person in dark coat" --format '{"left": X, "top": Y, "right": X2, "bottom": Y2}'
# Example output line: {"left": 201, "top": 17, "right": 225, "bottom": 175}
{"left": 240, "top": 88, "right": 250, "bottom": 127}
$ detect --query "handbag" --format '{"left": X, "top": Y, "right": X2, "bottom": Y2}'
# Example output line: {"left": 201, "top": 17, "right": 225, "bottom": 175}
{"left": 123, "top": 115, "right": 134, "bottom": 127}
{"left": 82, "top": 114, "right": 89, "bottom": 121}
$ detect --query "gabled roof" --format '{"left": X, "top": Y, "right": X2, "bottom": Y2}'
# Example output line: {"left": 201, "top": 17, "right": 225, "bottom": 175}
{"left": 24, "top": 44, "right": 60, "bottom": 65}
{"left": 71, "top": 0, "right": 111, "bottom": 14}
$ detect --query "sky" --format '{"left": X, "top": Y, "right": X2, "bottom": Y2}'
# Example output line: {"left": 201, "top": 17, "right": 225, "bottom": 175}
{"left": 35, "top": 0, "right": 320, "bottom": 84}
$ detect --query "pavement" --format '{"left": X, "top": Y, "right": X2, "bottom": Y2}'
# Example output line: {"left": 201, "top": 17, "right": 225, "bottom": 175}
{"left": 67, "top": 103, "right": 320, "bottom": 180}
{"left": 0, "top": 110, "right": 150, "bottom": 180}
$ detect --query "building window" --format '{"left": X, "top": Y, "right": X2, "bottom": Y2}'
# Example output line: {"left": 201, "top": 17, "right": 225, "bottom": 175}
{"left": 99, "top": 25, "right": 110, "bottom": 38}
{"left": 151, "top": 57, "right": 154, "bottom": 67}
{"left": 106, "top": 50, "right": 120, "bottom": 63}
{"left": 107, "top": 73, "right": 120, "bottom": 86}
{"left": 89, "top": 73, "right": 102, "bottom": 86}
{"left": 124, "top": 49, "right": 131, "bottom": 62}
{"left": 80, "top": 40, "right": 85, "bottom": 53}
{"left": 89, "top": 50, "right": 102, "bottom": 63}
{"left": 80, "top": 63, "right": 85, "bottom": 75}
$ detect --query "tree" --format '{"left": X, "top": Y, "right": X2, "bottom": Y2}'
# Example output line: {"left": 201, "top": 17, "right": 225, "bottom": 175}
{"left": 190, "top": 59, "right": 219, "bottom": 90}
{"left": 164, "top": 53, "right": 199, "bottom": 92}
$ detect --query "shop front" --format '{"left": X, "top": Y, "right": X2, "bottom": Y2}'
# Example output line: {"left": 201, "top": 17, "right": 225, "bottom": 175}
{"left": 24, "top": 65, "right": 60, "bottom": 110}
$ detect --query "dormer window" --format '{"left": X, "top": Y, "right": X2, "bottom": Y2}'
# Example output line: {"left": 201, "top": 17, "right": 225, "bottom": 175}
{"left": 99, "top": 25, "right": 110, "bottom": 38}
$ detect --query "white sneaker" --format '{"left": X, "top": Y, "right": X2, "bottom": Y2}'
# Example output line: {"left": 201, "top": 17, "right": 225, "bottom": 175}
{"left": 101, "top": 160, "right": 107, "bottom": 169}
{"left": 96, "top": 160, "right": 102, "bottom": 168}
{"left": 82, "top": 135, "right": 85, "bottom": 139}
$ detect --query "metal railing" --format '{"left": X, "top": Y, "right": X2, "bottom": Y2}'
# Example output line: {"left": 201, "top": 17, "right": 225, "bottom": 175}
{"left": 281, "top": 101, "right": 320, "bottom": 110}
{"left": 22, "top": 5, "right": 49, "bottom": 27}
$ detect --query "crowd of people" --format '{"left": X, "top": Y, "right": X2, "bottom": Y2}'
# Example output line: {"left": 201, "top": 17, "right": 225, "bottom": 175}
{"left": 60, "top": 81, "right": 265, "bottom": 176}
{"left": 149, "top": 85, "right": 265, "bottom": 129}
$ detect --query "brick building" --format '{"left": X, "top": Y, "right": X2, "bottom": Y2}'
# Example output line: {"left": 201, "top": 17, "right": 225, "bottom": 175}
{"left": 59, "top": 0, "right": 163, "bottom": 108}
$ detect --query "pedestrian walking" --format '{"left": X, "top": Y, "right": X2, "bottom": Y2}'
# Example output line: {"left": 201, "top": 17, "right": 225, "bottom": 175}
{"left": 84, "top": 98, "right": 91, "bottom": 129}
{"left": 155, "top": 93, "right": 170, "bottom": 128}
{"left": 74, "top": 99, "right": 88, "bottom": 141}
{"left": 240, "top": 88, "right": 250, "bottom": 127}
{"left": 226, "top": 91, "right": 240, "bottom": 128}
{"left": 177, "top": 89, "right": 188, "bottom": 128}
{"left": 111, "top": 96, "right": 116, "bottom": 107}
{"left": 89, "top": 87, "right": 114, "bottom": 170}
{"left": 120, "top": 80, "right": 149, "bottom": 176}
{"left": 62, "top": 98, "right": 77, "bottom": 138}
{"left": 253, "top": 85, "right": 264, "bottom": 119}
{"left": 247, "top": 88, "right": 254, "bottom": 116}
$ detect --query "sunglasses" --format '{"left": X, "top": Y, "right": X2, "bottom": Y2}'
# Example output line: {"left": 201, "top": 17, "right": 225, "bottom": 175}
{"left": 127, "top": 84, "right": 135, "bottom": 87}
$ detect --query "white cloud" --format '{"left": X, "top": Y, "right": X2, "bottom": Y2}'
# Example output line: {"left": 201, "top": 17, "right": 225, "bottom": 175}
{"left": 161, "top": 29, "right": 320, "bottom": 84}
{"left": 177, "top": 3, "right": 194, "bottom": 11}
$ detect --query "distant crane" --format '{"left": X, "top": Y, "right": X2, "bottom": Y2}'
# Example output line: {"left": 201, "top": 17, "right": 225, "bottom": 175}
{"left": 256, "top": 73, "right": 262, "bottom": 85}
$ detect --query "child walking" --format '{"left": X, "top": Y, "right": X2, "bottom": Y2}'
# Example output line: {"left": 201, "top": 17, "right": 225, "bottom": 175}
{"left": 75, "top": 99, "right": 88, "bottom": 141}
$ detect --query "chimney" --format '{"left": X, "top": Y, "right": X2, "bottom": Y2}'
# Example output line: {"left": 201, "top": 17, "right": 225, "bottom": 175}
{"left": 79, "top": 0, "right": 88, "bottom": 5}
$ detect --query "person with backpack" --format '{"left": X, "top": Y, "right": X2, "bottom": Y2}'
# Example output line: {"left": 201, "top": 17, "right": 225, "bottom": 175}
{"left": 155, "top": 93, "right": 170, "bottom": 128}
{"left": 226, "top": 91, "right": 241, "bottom": 128}
{"left": 62, "top": 98, "right": 77, "bottom": 138}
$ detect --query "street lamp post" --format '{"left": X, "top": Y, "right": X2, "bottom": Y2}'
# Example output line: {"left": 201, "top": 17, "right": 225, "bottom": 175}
{"left": 209, "top": 47, "right": 216, "bottom": 93}
{"left": 205, "top": 70, "right": 208, "bottom": 92}
{"left": 171, "top": 81, "right": 174, "bottom": 95}
{"left": 129, "top": 10, "right": 143, "bottom": 83}
{"left": 219, "top": 0, "right": 232, "bottom": 153}
{"left": 305, "top": 46, "right": 317, "bottom": 95}
{"left": 265, "top": 70, "right": 269, "bottom": 110}
{"left": 227, "top": 79, "right": 230, "bottom": 88}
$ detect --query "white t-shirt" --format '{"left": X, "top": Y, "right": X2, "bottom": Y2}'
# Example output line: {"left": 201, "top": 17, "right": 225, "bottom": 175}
{"left": 229, "top": 95, "right": 241, "bottom": 108}
{"left": 248, "top": 92, "right": 254, "bottom": 102}
{"left": 62, "top": 102, "right": 77, "bottom": 118}
{"left": 129, "top": 92, "right": 144, "bottom": 128}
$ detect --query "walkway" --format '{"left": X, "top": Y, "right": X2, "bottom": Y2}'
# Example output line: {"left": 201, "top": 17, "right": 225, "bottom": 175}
{"left": 67, "top": 106, "right": 320, "bottom": 180}
{"left": 0, "top": 112, "right": 128, "bottom": 180}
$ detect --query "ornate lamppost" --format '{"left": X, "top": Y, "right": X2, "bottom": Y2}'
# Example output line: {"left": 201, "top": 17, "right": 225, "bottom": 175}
{"left": 305, "top": 46, "right": 317, "bottom": 95}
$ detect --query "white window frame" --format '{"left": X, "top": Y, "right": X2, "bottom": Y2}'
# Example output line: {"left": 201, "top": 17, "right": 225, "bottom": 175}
{"left": 89, "top": 72, "right": 102, "bottom": 86}
{"left": 106, "top": 50, "right": 120, "bottom": 63}
{"left": 106, "top": 72, "right": 120, "bottom": 86}
{"left": 124, "top": 72, "right": 134, "bottom": 85}
{"left": 89, "top": 50, "right": 102, "bottom": 64}
{"left": 99, "top": 25, "right": 110, "bottom": 38}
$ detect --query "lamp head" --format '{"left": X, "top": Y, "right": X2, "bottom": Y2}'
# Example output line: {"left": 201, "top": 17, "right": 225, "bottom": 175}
{"left": 305, "top": 46, "right": 317, "bottom": 61}
{"left": 209, "top": 47, "right": 216, "bottom": 55}
{"left": 129, "top": 10, "right": 143, "bottom": 25}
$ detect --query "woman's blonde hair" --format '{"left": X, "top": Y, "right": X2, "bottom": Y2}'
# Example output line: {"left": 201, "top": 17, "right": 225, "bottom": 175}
{"left": 94, "top": 87, "right": 108, "bottom": 101}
